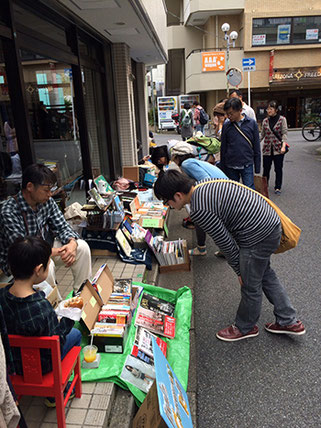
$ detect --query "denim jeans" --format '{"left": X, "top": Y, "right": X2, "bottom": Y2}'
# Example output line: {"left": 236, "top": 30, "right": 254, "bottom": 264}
{"left": 61, "top": 328, "right": 82, "bottom": 360}
{"left": 235, "top": 224, "right": 297, "bottom": 334}
{"left": 225, "top": 165, "right": 255, "bottom": 189}
{"left": 195, "top": 124, "right": 205, "bottom": 134}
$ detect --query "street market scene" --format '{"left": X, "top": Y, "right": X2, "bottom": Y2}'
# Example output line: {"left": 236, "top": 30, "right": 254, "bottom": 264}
{"left": 0, "top": 1, "right": 321, "bottom": 428}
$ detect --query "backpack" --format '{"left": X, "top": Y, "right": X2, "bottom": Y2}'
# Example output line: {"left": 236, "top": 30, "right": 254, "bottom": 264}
{"left": 181, "top": 110, "right": 192, "bottom": 128}
{"left": 199, "top": 108, "right": 209, "bottom": 125}
{"left": 186, "top": 135, "right": 221, "bottom": 155}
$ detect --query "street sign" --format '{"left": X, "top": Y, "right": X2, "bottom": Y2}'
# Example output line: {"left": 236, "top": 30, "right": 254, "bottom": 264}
{"left": 242, "top": 57, "right": 256, "bottom": 72}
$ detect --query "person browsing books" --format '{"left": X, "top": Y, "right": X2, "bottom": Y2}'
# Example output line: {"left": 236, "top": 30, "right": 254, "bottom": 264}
{"left": 170, "top": 141, "right": 228, "bottom": 257}
{"left": 154, "top": 170, "right": 305, "bottom": 342}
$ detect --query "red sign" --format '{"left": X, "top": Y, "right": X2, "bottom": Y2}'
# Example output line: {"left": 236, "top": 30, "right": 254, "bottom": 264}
{"left": 269, "top": 50, "right": 275, "bottom": 83}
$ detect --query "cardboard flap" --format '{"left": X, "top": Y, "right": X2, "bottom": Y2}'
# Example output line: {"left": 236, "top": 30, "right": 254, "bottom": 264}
{"left": 80, "top": 280, "right": 102, "bottom": 331}
{"left": 91, "top": 264, "right": 114, "bottom": 305}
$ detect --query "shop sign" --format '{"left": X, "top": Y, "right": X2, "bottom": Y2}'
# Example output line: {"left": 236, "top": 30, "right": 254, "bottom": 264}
{"left": 202, "top": 52, "right": 225, "bottom": 72}
{"left": 306, "top": 29, "right": 319, "bottom": 40}
{"left": 252, "top": 34, "right": 266, "bottom": 46}
{"left": 271, "top": 67, "right": 321, "bottom": 84}
{"left": 277, "top": 24, "right": 291, "bottom": 44}
{"left": 269, "top": 50, "right": 275, "bottom": 83}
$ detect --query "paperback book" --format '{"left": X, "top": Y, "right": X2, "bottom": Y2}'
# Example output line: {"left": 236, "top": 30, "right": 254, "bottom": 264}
{"left": 135, "top": 306, "right": 175, "bottom": 339}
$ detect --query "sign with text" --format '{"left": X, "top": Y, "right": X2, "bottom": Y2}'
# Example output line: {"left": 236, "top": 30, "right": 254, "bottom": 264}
{"left": 306, "top": 29, "right": 319, "bottom": 40}
{"left": 271, "top": 67, "right": 321, "bottom": 85}
{"left": 277, "top": 24, "right": 291, "bottom": 44}
{"left": 252, "top": 34, "right": 266, "bottom": 46}
{"left": 242, "top": 57, "right": 256, "bottom": 72}
{"left": 202, "top": 51, "right": 225, "bottom": 72}
{"left": 269, "top": 50, "right": 275, "bottom": 83}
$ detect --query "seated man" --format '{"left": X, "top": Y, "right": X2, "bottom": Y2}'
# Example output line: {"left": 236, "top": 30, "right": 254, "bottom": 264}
{"left": 0, "top": 163, "right": 91, "bottom": 293}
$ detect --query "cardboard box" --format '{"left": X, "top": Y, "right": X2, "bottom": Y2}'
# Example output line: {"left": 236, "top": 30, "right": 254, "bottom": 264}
{"left": 159, "top": 243, "right": 191, "bottom": 274}
{"left": 122, "top": 166, "right": 139, "bottom": 182}
{"left": 133, "top": 382, "right": 167, "bottom": 428}
{"left": 47, "top": 286, "right": 59, "bottom": 309}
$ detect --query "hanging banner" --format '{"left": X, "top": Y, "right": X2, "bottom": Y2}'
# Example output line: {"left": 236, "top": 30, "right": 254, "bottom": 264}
{"left": 269, "top": 50, "right": 275, "bottom": 83}
{"left": 202, "top": 52, "right": 225, "bottom": 72}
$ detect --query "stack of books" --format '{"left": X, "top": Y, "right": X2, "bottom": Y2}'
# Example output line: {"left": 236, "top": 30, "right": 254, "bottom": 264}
{"left": 145, "top": 234, "right": 187, "bottom": 266}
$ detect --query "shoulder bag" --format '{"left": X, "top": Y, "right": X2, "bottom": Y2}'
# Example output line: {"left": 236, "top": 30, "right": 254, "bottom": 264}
{"left": 233, "top": 123, "right": 253, "bottom": 149}
{"left": 193, "top": 179, "right": 301, "bottom": 254}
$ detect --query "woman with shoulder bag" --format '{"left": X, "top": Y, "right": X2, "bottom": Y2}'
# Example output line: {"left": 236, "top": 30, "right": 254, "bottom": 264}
{"left": 261, "top": 100, "right": 288, "bottom": 195}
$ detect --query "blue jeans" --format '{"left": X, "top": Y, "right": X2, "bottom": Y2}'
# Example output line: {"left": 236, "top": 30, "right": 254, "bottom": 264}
{"left": 61, "top": 328, "right": 82, "bottom": 360}
{"left": 225, "top": 165, "right": 255, "bottom": 189}
{"left": 195, "top": 124, "right": 205, "bottom": 134}
{"left": 235, "top": 224, "right": 297, "bottom": 334}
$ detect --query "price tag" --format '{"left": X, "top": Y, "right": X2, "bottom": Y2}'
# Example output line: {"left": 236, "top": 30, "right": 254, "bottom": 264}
{"left": 142, "top": 218, "right": 160, "bottom": 228}
{"left": 82, "top": 312, "right": 87, "bottom": 320}
{"left": 90, "top": 296, "right": 96, "bottom": 307}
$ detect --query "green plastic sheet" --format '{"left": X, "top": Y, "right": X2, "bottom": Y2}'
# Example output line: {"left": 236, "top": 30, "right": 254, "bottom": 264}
{"left": 76, "top": 282, "right": 193, "bottom": 404}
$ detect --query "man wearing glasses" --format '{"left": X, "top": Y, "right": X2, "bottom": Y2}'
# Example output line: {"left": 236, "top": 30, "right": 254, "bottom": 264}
{"left": 0, "top": 163, "right": 91, "bottom": 293}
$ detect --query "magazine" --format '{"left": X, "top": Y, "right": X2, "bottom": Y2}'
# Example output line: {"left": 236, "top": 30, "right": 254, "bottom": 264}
{"left": 134, "top": 326, "right": 167, "bottom": 358}
{"left": 140, "top": 293, "right": 175, "bottom": 317}
{"left": 120, "top": 354, "right": 155, "bottom": 394}
{"left": 135, "top": 306, "right": 175, "bottom": 339}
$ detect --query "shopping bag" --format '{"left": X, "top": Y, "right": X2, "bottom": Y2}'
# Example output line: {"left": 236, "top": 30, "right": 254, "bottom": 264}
{"left": 254, "top": 175, "right": 269, "bottom": 198}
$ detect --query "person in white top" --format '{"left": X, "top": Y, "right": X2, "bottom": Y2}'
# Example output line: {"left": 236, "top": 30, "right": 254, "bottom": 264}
{"left": 229, "top": 89, "right": 256, "bottom": 121}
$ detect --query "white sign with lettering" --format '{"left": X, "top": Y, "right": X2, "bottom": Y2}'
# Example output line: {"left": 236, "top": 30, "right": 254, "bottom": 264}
{"left": 306, "top": 29, "right": 319, "bottom": 40}
{"left": 252, "top": 34, "right": 266, "bottom": 46}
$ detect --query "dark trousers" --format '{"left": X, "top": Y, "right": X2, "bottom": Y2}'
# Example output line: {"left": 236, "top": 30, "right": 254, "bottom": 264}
{"left": 195, "top": 224, "right": 206, "bottom": 246}
{"left": 263, "top": 154, "right": 284, "bottom": 190}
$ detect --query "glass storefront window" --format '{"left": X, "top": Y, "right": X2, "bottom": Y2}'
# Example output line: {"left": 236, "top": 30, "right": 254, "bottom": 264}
{"left": 0, "top": 41, "right": 22, "bottom": 200}
{"left": 21, "top": 48, "right": 83, "bottom": 185}
{"left": 82, "top": 66, "right": 110, "bottom": 179}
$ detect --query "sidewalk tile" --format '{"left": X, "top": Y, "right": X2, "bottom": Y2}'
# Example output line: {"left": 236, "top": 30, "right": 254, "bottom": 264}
{"left": 81, "top": 382, "right": 96, "bottom": 393}
{"left": 43, "top": 407, "right": 60, "bottom": 423}
{"left": 94, "top": 382, "right": 114, "bottom": 395}
{"left": 70, "top": 394, "right": 92, "bottom": 409}
{"left": 66, "top": 408, "right": 87, "bottom": 425}
{"left": 84, "top": 409, "right": 106, "bottom": 426}
{"left": 90, "top": 394, "right": 111, "bottom": 410}
{"left": 25, "top": 405, "right": 47, "bottom": 422}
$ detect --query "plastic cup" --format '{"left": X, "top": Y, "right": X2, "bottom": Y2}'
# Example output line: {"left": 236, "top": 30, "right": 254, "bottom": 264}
{"left": 83, "top": 345, "right": 98, "bottom": 363}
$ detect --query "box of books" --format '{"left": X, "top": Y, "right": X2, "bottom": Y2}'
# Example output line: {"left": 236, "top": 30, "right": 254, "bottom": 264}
{"left": 145, "top": 234, "right": 191, "bottom": 273}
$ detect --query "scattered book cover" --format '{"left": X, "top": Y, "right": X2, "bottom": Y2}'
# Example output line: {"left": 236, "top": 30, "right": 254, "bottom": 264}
{"left": 135, "top": 306, "right": 175, "bottom": 339}
{"left": 140, "top": 293, "right": 175, "bottom": 317}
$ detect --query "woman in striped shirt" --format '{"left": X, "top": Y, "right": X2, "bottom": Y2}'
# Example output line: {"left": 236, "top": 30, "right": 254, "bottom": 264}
{"left": 154, "top": 170, "right": 305, "bottom": 342}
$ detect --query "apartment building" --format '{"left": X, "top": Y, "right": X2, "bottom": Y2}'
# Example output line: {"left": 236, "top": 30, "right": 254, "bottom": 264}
{"left": 0, "top": 0, "right": 167, "bottom": 200}
{"left": 166, "top": 0, "right": 321, "bottom": 128}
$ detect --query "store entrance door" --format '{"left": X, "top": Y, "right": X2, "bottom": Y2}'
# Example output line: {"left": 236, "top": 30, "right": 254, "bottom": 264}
{"left": 286, "top": 97, "right": 298, "bottom": 128}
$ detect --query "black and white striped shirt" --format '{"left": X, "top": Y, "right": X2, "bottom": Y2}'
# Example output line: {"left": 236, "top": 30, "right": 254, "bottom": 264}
{"left": 190, "top": 179, "right": 280, "bottom": 275}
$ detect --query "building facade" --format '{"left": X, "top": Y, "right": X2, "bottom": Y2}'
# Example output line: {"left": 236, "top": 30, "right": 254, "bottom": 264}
{"left": 166, "top": 0, "right": 321, "bottom": 128}
{"left": 0, "top": 0, "right": 167, "bottom": 199}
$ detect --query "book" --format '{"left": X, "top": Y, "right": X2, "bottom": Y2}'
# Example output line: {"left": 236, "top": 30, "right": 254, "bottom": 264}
{"left": 114, "top": 278, "right": 132, "bottom": 294}
{"left": 115, "top": 229, "right": 132, "bottom": 257}
{"left": 120, "top": 354, "right": 156, "bottom": 394}
{"left": 88, "top": 187, "right": 111, "bottom": 210}
{"left": 140, "top": 293, "right": 175, "bottom": 317}
{"left": 135, "top": 307, "right": 176, "bottom": 339}
{"left": 97, "top": 311, "right": 129, "bottom": 324}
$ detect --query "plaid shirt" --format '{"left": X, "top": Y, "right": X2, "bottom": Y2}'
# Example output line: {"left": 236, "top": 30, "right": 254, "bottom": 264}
{"left": 0, "top": 285, "right": 74, "bottom": 375}
{"left": 0, "top": 191, "right": 79, "bottom": 275}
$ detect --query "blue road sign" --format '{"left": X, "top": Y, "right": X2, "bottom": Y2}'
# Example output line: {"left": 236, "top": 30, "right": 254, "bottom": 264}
{"left": 242, "top": 58, "right": 256, "bottom": 72}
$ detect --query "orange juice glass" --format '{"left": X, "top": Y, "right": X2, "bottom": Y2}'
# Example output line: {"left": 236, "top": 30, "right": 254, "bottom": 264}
{"left": 83, "top": 345, "right": 98, "bottom": 363}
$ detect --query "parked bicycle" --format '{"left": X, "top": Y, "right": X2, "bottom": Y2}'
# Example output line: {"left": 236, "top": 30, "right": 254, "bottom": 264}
{"left": 302, "top": 116, "right": 321, "bottom": 141}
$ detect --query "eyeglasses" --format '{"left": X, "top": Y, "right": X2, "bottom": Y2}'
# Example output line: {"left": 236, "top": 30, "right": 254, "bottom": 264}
{"left": 39, "top": 183, "right": 58, "bottom": 193}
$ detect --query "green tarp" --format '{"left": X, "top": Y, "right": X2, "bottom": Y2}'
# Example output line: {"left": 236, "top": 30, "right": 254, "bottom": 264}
{"left": 76, "top": 282, "right": 193, "bottom": 404}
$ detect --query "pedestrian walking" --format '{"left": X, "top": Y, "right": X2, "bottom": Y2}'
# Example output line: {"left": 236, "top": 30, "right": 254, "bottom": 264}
{"left": 229, "top": 89, "right": 256, "bottom": 121}
{"left": 192, "top": 101, "right": 209, "bottom": 134}
{"left": 220, "top": 97, "right": 261, "bottom": 189}
{"left": 154, "top": 170, "right": 305, "bottom": 342}
{"left": 179, "top": 103, "right": 194, "bottom": 141}
{"left": 261, "top": 100, "right": 288, "bottom": 194}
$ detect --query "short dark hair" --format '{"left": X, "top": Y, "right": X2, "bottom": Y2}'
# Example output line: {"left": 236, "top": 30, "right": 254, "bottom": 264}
{"left": 8, "top": 236, "right": 52, "bottom": 280}
{"left": 22, "top": 163, "right": 56, "bottom": 189}
{"left": 229, "top": 89, "right": 242, "bottom": 98}
{"left": 172, "top": 153, "right": 195, "bottom": 167}
{"left": 192, "top": 101, "right": 199, "bottom": 107}
{"left": 183, "top": 103, "right": 190, "bottom": 110}
{"left": 267, "top": 100, "right": 279, "bottom": 110}
{"left": 151, "top": 146, "right": 170, "bottom": 169}
{"left": 224, "top": 97, "right": 242, "bottom": 112}
{"left": 154, "top": 170, "right": 194, "bottom": 201}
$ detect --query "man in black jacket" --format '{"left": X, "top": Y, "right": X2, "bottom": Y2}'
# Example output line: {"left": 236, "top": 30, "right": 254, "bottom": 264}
{"left": 220, "top": 98, "right": 260, "bottom": 189}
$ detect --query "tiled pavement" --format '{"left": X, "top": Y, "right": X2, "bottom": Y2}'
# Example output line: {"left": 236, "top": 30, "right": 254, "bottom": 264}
{"left": 18, "top": 254, "right": 147, "bottom": 428}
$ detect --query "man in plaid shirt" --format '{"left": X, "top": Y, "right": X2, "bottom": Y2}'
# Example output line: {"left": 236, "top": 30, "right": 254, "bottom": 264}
{"left": 0, "top": 164, "right": 91, "bottom": 292}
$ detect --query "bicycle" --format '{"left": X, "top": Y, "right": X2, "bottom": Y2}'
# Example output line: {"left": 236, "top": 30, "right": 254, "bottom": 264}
{"left": 302, "top": 118, "right": 321, "bottom": 141}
